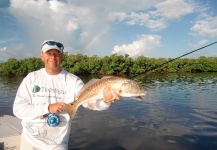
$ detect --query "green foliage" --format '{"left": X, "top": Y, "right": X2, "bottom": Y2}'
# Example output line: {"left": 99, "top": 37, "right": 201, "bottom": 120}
{"left": 0, "top": 57, "right": 43, "bottom": 76}
{"left": 0, "top": 54, "right": 216, "bottom": 76}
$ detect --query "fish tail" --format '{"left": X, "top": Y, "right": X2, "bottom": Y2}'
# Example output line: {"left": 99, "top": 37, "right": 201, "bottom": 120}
{"left": 62, "top": 103, "right": 78, "bottom": 119}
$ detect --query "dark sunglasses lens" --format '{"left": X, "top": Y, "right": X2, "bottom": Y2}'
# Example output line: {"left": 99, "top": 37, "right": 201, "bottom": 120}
{"left": 43, "top": 41, "right": 64, "bottom": 50}
{"left": 46, "top": 41, "right": 56, "bottom": 46}
{"left": 56, "top": 43, "right": 63, "bottom": 47}
{"left": 56, "top": 43, "right": 64, "bottom": 50}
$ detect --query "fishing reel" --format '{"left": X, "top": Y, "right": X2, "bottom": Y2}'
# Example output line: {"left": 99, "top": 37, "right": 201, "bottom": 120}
{"left": 47, "top": 113, "right": 60, "bottom": 127}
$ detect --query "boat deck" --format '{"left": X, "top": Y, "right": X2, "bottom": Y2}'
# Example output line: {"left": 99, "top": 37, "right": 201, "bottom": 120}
{"left": 0, "top": 114, "right": 22, "bottom": 150}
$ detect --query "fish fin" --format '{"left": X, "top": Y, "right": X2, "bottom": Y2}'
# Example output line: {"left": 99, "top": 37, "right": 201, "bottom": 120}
{"left": 87, "top": 101, "right": 95, "bottom": 109}
{"left": 62, "top": 102, "right": 78, "bottom": 119}
{"left": 76, "top": 78, "right": 100, "bottom": 98}
{"left": 101, "top": 76, "right": 115, "bottom": 79}
{"left": 131, "top": 96, "right": 144, "bottom": 101}
{"left": 136, "top": 96, "right": 143, "bottom": 100}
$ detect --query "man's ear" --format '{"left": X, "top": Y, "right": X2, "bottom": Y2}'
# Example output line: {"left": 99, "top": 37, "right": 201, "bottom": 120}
{"left": 40, "top": 52, "right": 44, "bottom": 60}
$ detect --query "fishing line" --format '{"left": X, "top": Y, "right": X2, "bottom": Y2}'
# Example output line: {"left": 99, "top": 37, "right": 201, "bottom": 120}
{"left": 130, "top": 41, "right": 217, "bottom": 79}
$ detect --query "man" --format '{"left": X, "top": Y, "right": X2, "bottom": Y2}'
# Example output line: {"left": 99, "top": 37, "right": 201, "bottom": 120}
{"left": 13, "top": 40, "right": 120, "bottom": 150}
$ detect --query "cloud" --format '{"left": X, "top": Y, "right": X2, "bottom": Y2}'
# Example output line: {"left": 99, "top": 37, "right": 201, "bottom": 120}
{"left": 187, "top": 40, "right": 217, "bottom": 57}
{"left": 112, "top": 34, "right": 161, "bottom": 57}
{"left": 0, "top": 43, "right": 34, "bottom": 61}
{"left": 0, "top": 38, "right": 17, "bottom": 44}
{"left": 110, "top": 0, "right": 198, "bottom": 31}
{"left": 9, "top": 0, "right": 80, "bottom": 33}
{"left": 188, "top": 40, "right": 208, "bottom": 49}
{"left": 9, "top": 0, "right": 199, "bottom": 47}
{"left": 2, "top": 0, "right": 213, "bottom": 62}
{"left": 8, "top": 0, "right": 115, "bottom": 55}
{"left": 190, "top": 14, "right": 217, "bottom": 37}
{"left": 151, "top": 0, "right": 195, "bottom": 19}
{"left": 0, "top": 47, "right": 7, "bottom": 51}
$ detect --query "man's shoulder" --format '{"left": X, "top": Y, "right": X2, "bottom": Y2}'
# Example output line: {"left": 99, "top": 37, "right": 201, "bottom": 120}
{"left": 25, "top": 68, "right": 44, "bottom": 79}
{"left": 28, "top": 68, "right": 44, "bottom": 75}
{"left": 61, "top": 69, "right": 74, "bottom": 76}
{"left": 61, "top": 69, "right": 83, "bottom": 82}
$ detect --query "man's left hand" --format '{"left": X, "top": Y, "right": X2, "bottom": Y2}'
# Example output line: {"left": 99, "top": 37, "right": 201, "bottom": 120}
{"left": 103, "top": 87, "right": 121, "bottom": 103}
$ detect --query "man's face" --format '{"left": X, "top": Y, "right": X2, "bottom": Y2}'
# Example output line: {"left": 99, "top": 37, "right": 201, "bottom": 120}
{"left": 40, "top": 49, "right": 63, "bottom": 71}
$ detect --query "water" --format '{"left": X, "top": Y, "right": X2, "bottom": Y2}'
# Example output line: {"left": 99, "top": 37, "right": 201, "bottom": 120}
{"left": 0, "top": 73, "right": 217, "bottom": 150}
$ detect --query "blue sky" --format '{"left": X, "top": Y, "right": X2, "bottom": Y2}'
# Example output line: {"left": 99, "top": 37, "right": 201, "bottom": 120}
{"left": 0, "top": 0, "right": 217, "bottom": 62}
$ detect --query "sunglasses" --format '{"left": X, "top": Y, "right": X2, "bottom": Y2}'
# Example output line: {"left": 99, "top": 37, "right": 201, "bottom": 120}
{"left": 41, "top": 41, "right": 64, "bottom": 50}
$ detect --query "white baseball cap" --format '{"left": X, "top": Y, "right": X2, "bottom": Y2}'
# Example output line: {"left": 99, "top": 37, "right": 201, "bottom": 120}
{"left": 41, "top": 40, "right": 64, "bottom": 53}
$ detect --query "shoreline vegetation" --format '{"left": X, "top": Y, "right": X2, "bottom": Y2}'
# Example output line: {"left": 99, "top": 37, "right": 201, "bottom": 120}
{"left": 0, "top": 53, "right": 217, "bottom": 76}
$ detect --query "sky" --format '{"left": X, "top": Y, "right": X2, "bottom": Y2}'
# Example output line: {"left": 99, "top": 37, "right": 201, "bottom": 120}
{"left": 0, "top": 0, "right": 217, "bottom": 62}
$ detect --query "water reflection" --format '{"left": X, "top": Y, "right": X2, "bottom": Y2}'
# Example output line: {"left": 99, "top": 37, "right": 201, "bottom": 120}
{"left": 0, "top": 73, "right": 217, "bottom": 150}
{"left": 0, "top": 76, "right": 23, "bottom": 115}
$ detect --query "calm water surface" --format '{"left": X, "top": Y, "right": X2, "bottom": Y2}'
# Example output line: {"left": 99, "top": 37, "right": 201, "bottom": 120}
{"left": 0, "top": 73, "right": 217, "bottom": 150}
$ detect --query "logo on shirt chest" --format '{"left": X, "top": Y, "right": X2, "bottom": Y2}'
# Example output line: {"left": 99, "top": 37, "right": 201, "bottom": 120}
{"left": 32, "top": 85, "right": 67, "bottom": 94}
{"left": 33, "top": 85, "right": 41, "bottom": 93}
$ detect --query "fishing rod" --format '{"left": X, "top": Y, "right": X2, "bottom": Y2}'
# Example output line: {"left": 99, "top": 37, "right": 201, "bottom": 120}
{"left": 130, "top": 41, "right": 217, "bottom": 79}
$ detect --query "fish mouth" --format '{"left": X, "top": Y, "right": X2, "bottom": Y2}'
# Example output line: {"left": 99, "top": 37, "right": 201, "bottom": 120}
{"left": 120, "top": 93, "right": 146, "bottom": 97}
{"left": 121, "top": 95, "right": 146, "bottom": 101}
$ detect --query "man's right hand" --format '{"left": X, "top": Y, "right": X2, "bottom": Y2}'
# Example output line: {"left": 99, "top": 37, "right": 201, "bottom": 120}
{"left": 48, "top": 102, "right": 64, "bottom": 113}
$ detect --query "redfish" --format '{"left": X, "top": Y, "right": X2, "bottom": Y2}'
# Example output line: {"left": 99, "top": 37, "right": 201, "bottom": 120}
{"left": 62, "top": 76, "right": 146, "bottom": 119}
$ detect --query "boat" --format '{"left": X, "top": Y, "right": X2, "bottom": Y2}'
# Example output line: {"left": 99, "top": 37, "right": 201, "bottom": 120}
{"left": 0, "top": 114, "right": 22, "bottom": 150}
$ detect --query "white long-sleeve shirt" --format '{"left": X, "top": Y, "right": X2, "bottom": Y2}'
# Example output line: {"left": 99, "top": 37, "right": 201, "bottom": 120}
{"left": 13, "top": 68, "right": 110, "bottom": 150}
